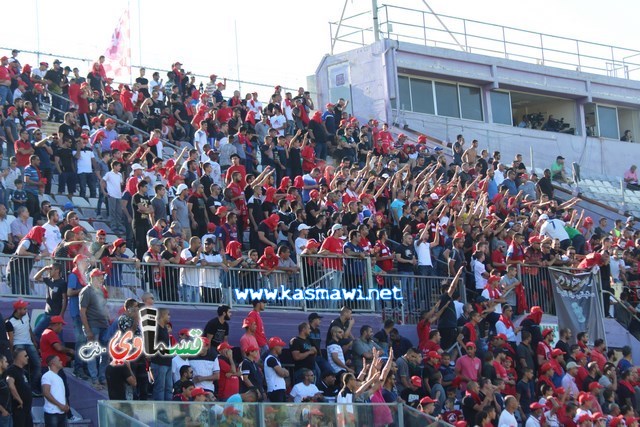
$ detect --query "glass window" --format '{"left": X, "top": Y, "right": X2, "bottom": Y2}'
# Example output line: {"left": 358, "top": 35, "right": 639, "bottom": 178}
{"left": 491, "top": 91, "right": 512, "bottom": 125}
{"left": 435, "top": 82, "right": 460, "bottom": 118}
{"left": 597, "top": 106, "right": 619, "bottom": 139}
{"left": 459, "top": 86, "right": 483, "bottom": 121}
{"left": 410, "top": 79, "right": 435, "bottom": 114}
{"left": 393, "top": 76, "right": 411, "bottom": 111}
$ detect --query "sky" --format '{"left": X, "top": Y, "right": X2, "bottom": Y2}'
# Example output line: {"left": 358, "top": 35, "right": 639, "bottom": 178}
{"left": 1, "top": 0, "right": 639, "bottom": 95}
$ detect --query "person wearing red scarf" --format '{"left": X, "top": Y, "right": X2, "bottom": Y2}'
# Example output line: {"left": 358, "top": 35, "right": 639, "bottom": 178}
{"left": 537, "top": 328, "right": 555, "bottom": 367}
{"left": 495, "top": 305, "right": 520, "bottom": 346}
{"left": 520, "top": 306, "right": 544, "bottom": 350}
{"left": 257, "top": 213, "right": 279, "bottom": 257}
{"left": 458, "top": 311, "right": 480, "bottom": 351}
{"left": 536, "top": 363, "right": 558, "bottom": 394}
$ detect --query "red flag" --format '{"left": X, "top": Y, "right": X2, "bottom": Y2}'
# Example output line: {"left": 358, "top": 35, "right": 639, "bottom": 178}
{"left": 103, "top": 9, "right": 131, "bottom": 81}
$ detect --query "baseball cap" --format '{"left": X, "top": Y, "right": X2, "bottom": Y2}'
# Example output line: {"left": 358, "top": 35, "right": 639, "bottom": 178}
{"left": 410, "top": 376, "right": 422, "bottom": 387}
{"left": 308, "top": 313, "right": 323, "bottom": 322}
{"left": 217, "top": 342, "right": 233, "bottom": 352}
{"left": 330, "top": 224, "right": 343, "bottom": 235}
{"left": 89, "top": 269, "right": 107, "bottom": 277}
{"left": 542, "top": 328, "right": 554, "bottom": 337}
{"left": 96, "top": 229, "right": 107, "bottom": 236}
{"left": 190, "top": 387, "right": 207, "bottom": 398}
{"left": 178, "top": 328, "right": 190, "bottom": 336}
{"left": 149, "top": 238, "right": 163, "bottom": 246}
{"left": 426, "top": 351, "right": 441, "bottom": 359}
{"left": 305, "top": 239, "right": 321, "bottom": 250}
{"left": 541, "top": 363, "right": 553, "bottom": 372}
{"left": 419, "top": 396, "right": 436, "bottom": 405}
{"left": 112, "top": 238, "right": 126, "bottom": 248}
{"left": 50, "top": 315, "right": 66, "bottom": 325}
{"left": 530, "top": 402, "right": 545, "bottom": 410}
{"left": 245, "top": 345, "right": 259, "bottom": 354}
{"left": 131, "top": 163, "right": 145, "bottom": 171}
{"left": 298, "top": 224, "right": 311, "bottom": 231}
{"left": 242, "top": 317, "right": 256, "bottom": 328}
{"left": 551, "top": 349, "right": 566, "bottom": 357}
{"left": 13, "top": 300, "right": 29, "bottom": 310}
{"left": 176, "top": 183, "right": 189, "bottom": 194}
{"left": 268, "top": 337, "right": 286, "bottom": 349}
{"left": 556, "top": 155, "right": 565, "bottom": 160}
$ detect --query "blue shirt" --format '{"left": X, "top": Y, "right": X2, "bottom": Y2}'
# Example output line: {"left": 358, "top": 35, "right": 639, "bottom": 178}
{"left": 35, "top": 143, "right": 53, "bottom": 169}
{"left": 23, "top": 165, "right": 40, "bottom": 195}
{"left": 390, "top": 199, "right": 405, "bottom": 225}
{"left": 487, "top": 178, "right": 498, "bottom": 200}
{"left": 106, "top": 254, "right": 129, "bottom": 288}
{"left": 302, "top": 174, "right": 317, "bottom": 203}
{"left": 500, "top": 179, "right": 517, "bottom": 196}
{"left": 68, "top": 272, "right": 83, "bottom": 317}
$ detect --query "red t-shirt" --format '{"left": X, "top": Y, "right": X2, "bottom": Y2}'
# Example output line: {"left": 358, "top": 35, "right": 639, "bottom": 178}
{"left": 0, "top": 66, "right": 10, "bottom": 83}
{"left": 111, "top": 140, "right": 131, "bottom": 152}
{"left": 225, "top": 165, "right": 247, "bottom": 188}
{"left": 216, "top": 107, "right": 233, "bottom": 124}
{"left": 320, "top": 236, "right": 344, "bottom": 271}
{"left": 228, "top": 182, "right": 247, "bottom": 217}
{"left": 374, "top": 241, "right": 393, "bottom": 272}
{"left": 247, "top": 310, "right": 266, "bottom": 347}
{"left": 217, "top": 357, "right": 239, "bottom": 400}
{"left": 125, "top": 176, "right": 140, "bottom": 196}
{"left": 258, "top": 255, "right": 278, "bottom": 270}
{"left": 491, "top": 249, "right": 506, "bottom": 273}
{"left": 15, "top": 140, "right": 32, "bottom": 167}
{"left": 40, "top": 328, "right": 68, "bottom": 367}
{"left": 417, "top": 319, "right": 431, "bottom": 350}
{"left": 301, "top": 145, "right": 316, "bottom": 173}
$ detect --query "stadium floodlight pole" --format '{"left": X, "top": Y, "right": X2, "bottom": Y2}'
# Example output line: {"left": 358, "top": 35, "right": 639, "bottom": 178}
{"left": 35, "top": 0, "right": 41, "bottom": 64}
{"left": 372, "top": 0, "right": 380, "bottom": 42}
{"left": 235, "top": 20, "right": 242, "bottom": 94}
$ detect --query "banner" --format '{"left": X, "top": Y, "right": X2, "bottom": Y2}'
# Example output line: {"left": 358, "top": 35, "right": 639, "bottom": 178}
{"left": 549, "top": 268, "right": 606, "bottom": 346}
{"left": 103, "top": 9, "right": 131, "bottom": 82}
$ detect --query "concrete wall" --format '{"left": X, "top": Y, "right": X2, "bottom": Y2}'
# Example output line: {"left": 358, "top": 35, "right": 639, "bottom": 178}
{"left": 315, "top": 39, "right": 640, "bottom": 178}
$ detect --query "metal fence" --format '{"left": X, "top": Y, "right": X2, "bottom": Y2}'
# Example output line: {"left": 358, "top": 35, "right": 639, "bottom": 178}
{"left": 98, "top": 400, "right": 455, "bottom": 427}
{"left": 330, "top": 4, "right": 640, "bottom": 80}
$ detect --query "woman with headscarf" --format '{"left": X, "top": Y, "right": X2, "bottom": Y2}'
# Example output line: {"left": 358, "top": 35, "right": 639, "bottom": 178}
{"left": 8, "top": 226, "right": 46, "bottom": 295}
{"left": 519, "top": 306, "right": 544, "bottom": 352}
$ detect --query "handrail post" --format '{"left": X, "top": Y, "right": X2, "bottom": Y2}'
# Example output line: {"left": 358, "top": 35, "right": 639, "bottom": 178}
{"left": 397, "top": 402, "right": 405, "bottom": 427}
{"left": 366, "top": 256, "right": 375, "bottom": 312}
{"left": 299, "top": 255, "right": 307, "bottom": 312}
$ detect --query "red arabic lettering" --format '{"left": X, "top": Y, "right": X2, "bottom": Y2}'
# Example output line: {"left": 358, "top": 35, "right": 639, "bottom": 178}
{"left": 109, "top": 330, "right": 144, "bottom": 365}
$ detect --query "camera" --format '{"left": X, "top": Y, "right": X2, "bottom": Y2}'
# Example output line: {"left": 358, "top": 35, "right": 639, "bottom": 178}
{"left": 525, "top": 112, "right": 545, "bottom": 129}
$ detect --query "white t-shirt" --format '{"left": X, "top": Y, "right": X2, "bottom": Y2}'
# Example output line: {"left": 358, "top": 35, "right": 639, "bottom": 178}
{"left": 194, "top": 130, "right": 208, "bottom": 155}
{"left": 495, "top": 320, "right": 517, "bottom": 342}
{"left": 149, "top": 80, "right": 164, "bottom": 101}
{"left": 270, "top": 115, "right": 286, "bottom": 136}
{"left": 180, "top": 248, "right": 200, "bottom": 286}
{"left": 43, "top": 222, "right": 62, "bottom": 254}
{"left": 327, "top": 343, "right": 345, "bottom": 373}
{"left": 525, "top": 415, "right": 541, "bottom": 427}
{"left": 415, "top": 240, "right": 433, "bottom": 267}
{"left": 0, "top": 218, "right": 11, "bottom": 242}
{"left": 42, "top": 370, "right": 66, "bottom": 414}
{"left": 73, "top": 149, "right": 95, "bottom": 174}
{"left": 610, "top": 257, "right": 625, "bottom": 281}
{"left": 172, "top": 356, "right": 189, "bottom": 383}
{"left": 498, "top": 410, "right": 518, "bottom": 427}
{"left": 472, "top": 258, "right": 487, "bottom": 290}
{"left": 295, "top": 237, "right": 309, "bottom": 256}
{"left": 290, "top": 382, "right": 321, "bottom": 402}
{"left": 540, "top": 219, "right": 570, "bottom": 241}
{"left": 103, "top": 170, "right": 123, "bottom": 199}
{"left": 264, "top": 354, "right": 286, "bottom": 392}
{"left": 190, "top": 357, "right": 220, "bottom": 392}
{"left": 7, "top": 314, "right": 32, "bottom": 345}
{"left": 199, "top": 252, "right": 223, "bottom": 288}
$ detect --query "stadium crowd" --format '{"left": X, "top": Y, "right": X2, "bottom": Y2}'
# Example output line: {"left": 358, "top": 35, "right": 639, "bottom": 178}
{"left": 0, "top": 50, "right": 639, "bottom": 426}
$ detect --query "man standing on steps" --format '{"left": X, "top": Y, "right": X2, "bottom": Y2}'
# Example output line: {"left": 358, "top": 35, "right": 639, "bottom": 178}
{"left": 79, "top": 269, "right": 110, "bottom": 390}
{"left": 5, "top": 299, "right": 42, "bottom": 396}
{"left": 7, "top": 348, "right": 32, "bottom": 427}
{"left": 42, "top": 355, "right": 70, "bottom": 425}
{"left": 101, "top": 160, "right": 125, "bottom": 235}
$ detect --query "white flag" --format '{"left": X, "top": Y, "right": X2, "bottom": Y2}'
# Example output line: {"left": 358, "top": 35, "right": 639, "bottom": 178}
{"left": 103, "top": 9, "right": 131, "bottom": 82}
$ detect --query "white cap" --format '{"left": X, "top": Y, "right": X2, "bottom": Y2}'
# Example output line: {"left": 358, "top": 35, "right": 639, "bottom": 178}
{"left": 330, "top": 224, "right": 343, "bottom": 234}
{"left": 538, "top": 214, "right": 549, "bottom": 221}
{"left": 131, "top": 163, "right": 145, "bottom": 171}
{"left": 297, "top": 224, "right": 311, "bottom": 231}
{"left": 176, "top": 183, "right": 189, "bottom": 194}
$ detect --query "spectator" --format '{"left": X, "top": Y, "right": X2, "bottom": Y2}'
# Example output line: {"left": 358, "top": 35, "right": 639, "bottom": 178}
{"left": 624, "top": 165, "right": 639, "bottom": 191}
{"left": 79, "top": 269, "right": 110, "bottom": 389}
{"left": 264, "top": 337, "right": 288, "bottom": 402}
{"left": 41, "top": 355, "right": 70, "bottom": 425}
{"left": 5, "top": 299, "right": 41, "bottom": 395}
{"left": 7, "top": 349, "right": 33, "bottom": 426}
{"left": 150, "top": 308, "right": 173, "bottom": 401}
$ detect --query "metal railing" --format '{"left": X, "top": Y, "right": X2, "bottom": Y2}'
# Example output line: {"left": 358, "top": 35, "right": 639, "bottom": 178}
{"left": 330, "top": 4, "right": 640, "bottom": 80}
{"left": 98, "top": 400, "right": 455, "bottom": 427}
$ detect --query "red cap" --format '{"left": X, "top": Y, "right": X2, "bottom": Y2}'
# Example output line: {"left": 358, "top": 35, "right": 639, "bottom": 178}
{"left": 625, "top": 417, "right": 640, "bottom": 425}
{"left": 454, "top": 231, "right": 465, "bottom": 239}
{"left": 541, "top": 363, "right": 553, "bottom": 372}
{"left": 178, "top": 328, "right": 190, "bottom": 336}
{"left": 410, "top": 376, "right": 422, "bottom": 387}
{"left": 465, "top": 342, "right": 476, "bottom": 349}
{"left": 496, "top": 333, "right": 508, "bottom": 341}
{"left": 359, "top": 192, "right": 371, "bottom": 201}
{"left": 529, "top": 235, "right": 542, "bottom": 244}
{"left": 191, "top": 387, "right": 207, "bottom": 398}
{"left": 112, "top": 238, "right": 126, "bottom": 248}
{"left": 7, "top": 106, "right": 16, "bottom": 114}
{"left": 245, "top": 345, "right": 259, "bottom": 354}
{"left": 397, "top": 133, "right": 406, "bottom": 139}
{"left": 577, "top": 414, "right": 593, "bottom": 424}
{"left": 50, "top": 315, "right": 66, "bottom": 325}
{"left": 609, "top": 416, "right": 625, "bottom": 427}
{"left": 530, "top": 402, "right": 545, "bottom": 410}
{"left": 417, "top": 135, "right": 427, "bottom": 143}
{"left": 310, "top": 189, "right": 320, "bottom": 199}
{"left": 216, "top": 82, "right": 224, "bottom": 87}
{"left": 417, "top": 223, "right": 427, "bottom": 230}
{"left": 96, "top": 229, "right": 107, "bottom": 236}
{"left": 17, "top": 80, "right": 27, "bottom": 86}
{"left": 91, "top": 117, "right": 102, "bottom": 124}
{"left": 551, "top": 349, "right": 565, "bottom": 357}
{"left": 542, "top": 328, "right": 554, "bottom": 338}
{"left": 592, "top": 412, "right": 606, "bottom": 421}
{"left": 215, "top": 206, "right": 227, "bottom": 216}
{"left": 531, "top": 306, "right": 543, "bottom": 315}
{"left": 454, "top": 423, "right": 468, "bottom": 427}
{"left": 426, "top": 351, "right": 441, "bottom": 359}
{"left": 72, "top": 226, "right": 84, "bottom": 234}
{"left": 199, "top": 337, "right": 210, "bottom": 347}
{"left": 105, "top": 118, "right": 116, "bottom": 124}
{"left": 555, "top": 387, "right": 566, "bottom": 396}
{"left": 13, "top": 300, "right": 29, "bottom": 310}
{"left": 268, "top": 336, "right": 286, "bottom": 349}
{"left": 223, "top": 406, "right": 240, "bottom": 416}
{"left": 419, "top": 396, "right": 436, "bottom": 405}
{"left": 326, "top": 103, "right": 334, "bottom": 109}
{"left": 207, "top": 222, "right": 216, "bottom": 232}
{"left": 217, "top": 342, "right": 233, "bottom": 352}
{"left": 575, "top": 352, "right": 587, "bottom": 361}
{"left": 589, "top": 382, "right": 604, "bottom": 391}
{"left": 210, "top": 74, "right": 217, "bottom": 79}
{"left": 293, "top": 176, "right": 304, "bottom": 189}
{"left": 90, "top": 270, "right": 107, "bottom": 278}
{"left": 242, "top": 317, "right": 256, "bottom": 328}
{"left": 305, "top": 239, "right": 321, "bottom": 250}
{"left": 487, "top": 275, "right": 500, "bottom": 284}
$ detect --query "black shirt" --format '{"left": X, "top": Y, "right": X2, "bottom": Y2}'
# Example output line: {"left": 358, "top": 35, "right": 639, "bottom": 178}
{"left": 151, "top": 325, "right": 172, "bottom": 366}
{"left": 396, "top": 243, "right": 416, "bottom": 272}
{"left": 326, "top": 317, "right": 351, "bottom": 344}
{"left": 305, "top": 201, "right": 321, "bottom": 226}
{"left": 6, "top": 365, "right": 31, "bottom": 411}
{"left": 136, "top": 77, "right": 150, "bottom": 98}
{"left": 106, "top": 363, "right": 133, "bottom": 400}
{"left": 188, "top": 194, "right": 207, "bottom": 226}
{"left": 55, "top": 147, "right": 75, "bottom": 172}
{"left": 43, "top": 277, "right": 67, "bottom": 315}
{"left": 289, "top": 336, "right": 316, "bottom": 371}
{"left": 161, "top": 250, "right": 180, "bottom": 288}
{"left": 537, "top": 177, "right": 554, "bottom": 199}
{"left": 0, "top": 376, "right": 9, "bottom": 415}
{"left": 437, "top": 293, "right": 457, "bottom": 328}
{"left": 58, "top": 123, "right": 77, "bottom": 145}
{"left": 203, "top": 318, "right": 228, "bottom": 348}
{"left": 132, "top": 193, "right": 152, "bottom": 226}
